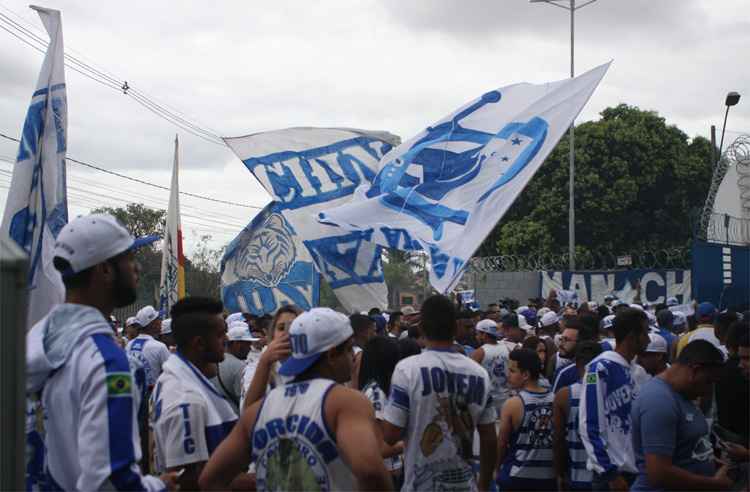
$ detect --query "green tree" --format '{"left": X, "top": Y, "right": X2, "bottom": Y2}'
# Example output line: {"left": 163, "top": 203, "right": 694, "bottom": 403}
{"left": 185, "top": 234, "right": 224, "bottom": 299}
{"left": 478, "top": 104, "right": 713, "bottom": 257}
{"left": 383, "top": 249, "right": 428, "bottom": 309}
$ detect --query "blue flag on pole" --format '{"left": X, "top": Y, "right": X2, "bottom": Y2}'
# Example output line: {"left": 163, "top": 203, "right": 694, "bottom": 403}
{"left": 224, "top": 128, "right": 399, "bottom": 313}
{"left": 221, "top": 201, "right": 319, "bottom": 315}
{"left": 320, "top": 63, "right": 610, "bottom": 293}
{"left": 1, "top": 6, "right": 68, "bottom": 330}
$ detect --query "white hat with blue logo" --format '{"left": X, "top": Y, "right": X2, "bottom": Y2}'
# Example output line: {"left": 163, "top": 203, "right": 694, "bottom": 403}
{"left": 278, "top": 308, "right": 353, "bottom": 377}
{"left": 601, "top": 314, "right": 616, "bottom": 331}
{"left": 476, "top": 319, "right": 498, "bottom": 337}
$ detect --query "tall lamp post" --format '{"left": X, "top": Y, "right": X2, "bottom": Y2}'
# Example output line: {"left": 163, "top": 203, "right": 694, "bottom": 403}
{"left": 531, "top": 0, "right": 600, "bottom": 270}
{"left": 718, "top": 91, "right": 741, "bottom": 159}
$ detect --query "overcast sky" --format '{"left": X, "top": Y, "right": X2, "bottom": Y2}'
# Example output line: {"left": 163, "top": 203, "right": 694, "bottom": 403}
{"left": 1, "top": 0, "right": 747, "bottom": 256}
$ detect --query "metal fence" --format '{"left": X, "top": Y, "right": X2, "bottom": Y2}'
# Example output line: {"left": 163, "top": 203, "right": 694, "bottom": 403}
{"left": 468, "top": 246, "right": 691, "bottom": 273}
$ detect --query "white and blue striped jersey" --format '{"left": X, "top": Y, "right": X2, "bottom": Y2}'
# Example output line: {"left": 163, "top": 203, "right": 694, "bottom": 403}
{"left": 126, "top": 334, "right": 170, "bottom": 389}
{"left": 578, "top": 351, "right": 641, "bottom": 478}
{"left": 497, "top": 389, "right": 555, "bottom": 483}
{"left": 383, "top": 349, "right": 496, "bottom": 492}
{"left": 567, "top": 383, "right": 593, "bottom": 489}
{"left": 250, "top": 378, "right": 356, "bottom": 491}
{"left": 38, "top": 334, "right": 164, "bottom": 490}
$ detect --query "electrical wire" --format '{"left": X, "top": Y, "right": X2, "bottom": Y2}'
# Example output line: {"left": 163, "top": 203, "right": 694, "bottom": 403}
{"left": 0, "top": 133, "right": 262, "bottom": 209}
{"left": 0, "top": 7, "right": 226, "bottom": 146}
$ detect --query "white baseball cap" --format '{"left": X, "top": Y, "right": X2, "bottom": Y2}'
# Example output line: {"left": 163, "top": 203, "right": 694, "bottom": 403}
{"left": 401, "top": 306, "right": 416, "bottom": 316}
{"left": 227, "top": 321, "right": 260, "bottom": 342}
{"left": 645, "top": 333, "right": 668, "bottom": 353}
{"left": 135, "top": 305, "right": 160, "bottom": 327}
{"left": 518, "top": 314, "right": 531, "bottom": 331}
{"left": 278, "top": 307, "right": 353, "bottom": 377}
{"left": 125, "top": 316, "right": 138, "bottom": 327}
{"left": 666, "top": 297, "right": 679, "bottom": 307}
{"left": 53, "top": 214, "right": 159, "bottom": 276}
{"left": 476, "top": 319, "right": 498, "bottom": 337}
{"left": 672, "top": 311, "right": 687, "bottom": 327}
{"left": 601, "top": 314, "right": 616, "bottom": 331}
{"left": 540, "top": 311, "right": 559, "bottom": 327}
{"left": 226, "top": 312, "right": 244, "bottom": 325}
{"left": 688, "top": 330, "right": 728, "bottom": 361}
{"left": 160, "top": 318, "right": 172, "bottom": 335}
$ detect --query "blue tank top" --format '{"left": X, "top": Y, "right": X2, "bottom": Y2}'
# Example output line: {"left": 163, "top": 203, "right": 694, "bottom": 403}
{"left": 499, "top": 389, "right": 555, "bottom": 482}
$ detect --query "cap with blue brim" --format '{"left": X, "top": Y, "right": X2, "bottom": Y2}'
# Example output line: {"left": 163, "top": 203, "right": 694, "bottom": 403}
{"left": 278, "top": 308, "right": 353, "bottom": 377}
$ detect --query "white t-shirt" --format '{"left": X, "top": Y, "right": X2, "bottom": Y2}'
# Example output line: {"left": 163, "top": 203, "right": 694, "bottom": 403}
{"left": 362, "top": 381, "right": 403, "bottom": 471}
{"left": 126, "top": 334, "right": 170, "bottom": 388}
{"left": 477, "top": 342, "right": 511, "bottom": 411}
{"left": 384, "top": 349, "right": 496, "bottom": 491}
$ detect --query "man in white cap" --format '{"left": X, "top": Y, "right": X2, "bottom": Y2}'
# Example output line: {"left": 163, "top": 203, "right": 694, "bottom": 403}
{"left": 538, "top": 311, "right": 560, "bottom": 340}
{"left": 26, "top": 214, "right": 176, "bottom": 491}
{"left": 159, "top": 318, "right": 175, "bottom": 350}
{"left": 124, "top": 316, "right": 139, "bottom": 341}
{"left": 471, "top": 319, "right": 512, "bottom": 414}
{"left": 212, "top": 320, "right": 258, "bottom": 415}
{"left": 126, "top": 305, "right": 170, "bottom": 391}
{"left": 199, "top": 307, "right": 392, "bottom": 491}
{"left": 638, "top": 333, "right": 669, "bottom": 378}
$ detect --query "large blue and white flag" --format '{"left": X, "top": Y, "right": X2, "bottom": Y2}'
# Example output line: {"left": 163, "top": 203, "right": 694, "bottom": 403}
{"left": 221, "top": 201, "right": 319, "bottom": 315}
{"left": 320, "top": 63, "right": 610, "bottom": 293}
{"left": 1, "top": 6, "right": 68, "bottom": 329}
{"left": 224, "top": 128, "right": 399, "bottom": 313}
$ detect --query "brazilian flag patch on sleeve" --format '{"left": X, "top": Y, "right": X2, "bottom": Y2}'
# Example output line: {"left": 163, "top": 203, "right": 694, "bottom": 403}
{"left": 585, "top": 372, "right": 598, "bottom": 385}
{"left": 106, "top": 372, "right": 133, "bottom": 397}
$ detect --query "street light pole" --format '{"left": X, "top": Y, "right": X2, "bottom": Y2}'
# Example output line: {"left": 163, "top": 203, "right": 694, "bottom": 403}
{"left": 531, "top": 0, "right": 599, "bottom": 270}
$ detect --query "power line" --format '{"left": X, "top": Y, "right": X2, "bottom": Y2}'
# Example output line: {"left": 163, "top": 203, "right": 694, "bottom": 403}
{"left": 0, "top": 8, "right": 226, "bottom": 145}
{"left": 0, "top": 133, "right": 262, "bottom": 209}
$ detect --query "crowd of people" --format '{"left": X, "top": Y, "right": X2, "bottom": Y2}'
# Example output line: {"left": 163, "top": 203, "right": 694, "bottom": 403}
{"left": 25, "top": 213, "right": 750, "bottom": 491}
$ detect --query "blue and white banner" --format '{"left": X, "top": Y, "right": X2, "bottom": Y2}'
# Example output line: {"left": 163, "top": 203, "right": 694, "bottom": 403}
{"left": 541, "top": 270, "right": 692, "bottom": 305}
{"left": 319, "top": 63, "right": 610, "bottom": 293}
{"left": 221, "top": 202, "right": 319, "bottom": 315}
{"left": 224, "top": 128, "right": 400, "bottom": 313}
{"left": 0, "top": 6, "right": 67, "bottom": 330}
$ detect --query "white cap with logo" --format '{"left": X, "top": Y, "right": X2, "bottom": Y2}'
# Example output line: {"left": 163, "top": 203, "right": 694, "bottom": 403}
{"left": 226, "top": 312, "right": 245, "bottom": 325}
{"left": 125, "top": 316, "right": 138, "bottom": 327}
{"left": 227, "top": 321, "right": 260, "bottom": 342}
{"left": 135, "top": 305, "right": 160, "bottom": 327}
{"left": 645, "top": 333, "right": 668, "bottom": 353}
{"left": 53, "top": 213, "right": 159, "bottom": 276}
{"left": 279, "top": 308, "right": 353, "bottom": 377}
{"left": 160, "top": 318, "right": 172, "bottom": 335}
{"left": 476, "top": 319, "right": 498, "bottom": 337}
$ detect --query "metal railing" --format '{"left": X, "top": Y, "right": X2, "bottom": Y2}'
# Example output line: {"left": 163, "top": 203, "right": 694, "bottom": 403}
{"left": 468, "top": 246, "right": 691, "bottom": 273}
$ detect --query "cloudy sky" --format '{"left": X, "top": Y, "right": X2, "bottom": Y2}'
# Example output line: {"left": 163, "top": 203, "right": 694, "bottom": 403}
{"left": 0, "top": 0, "right": 747, "bottom": 256}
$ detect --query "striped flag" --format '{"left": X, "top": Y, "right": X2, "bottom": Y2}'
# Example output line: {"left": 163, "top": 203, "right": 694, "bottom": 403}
{"left": 0, "top": 6, "right": 68, "bottom": 330}
{"left": 159, "top": 135, "right": 185, "bottom": 314}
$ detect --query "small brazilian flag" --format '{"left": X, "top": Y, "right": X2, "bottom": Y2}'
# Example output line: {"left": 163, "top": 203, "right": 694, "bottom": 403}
{"left": 107, "top": 372, "right": 132, "bottom": 397}
{"left": 585, "top": 372, "right": 598, "bottom": 385}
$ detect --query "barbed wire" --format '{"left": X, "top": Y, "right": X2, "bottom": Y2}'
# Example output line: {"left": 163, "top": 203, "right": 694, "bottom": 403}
{"left": 705, "top": 212, "right": 750, "bottom": 246}
{"left": 468, "top": 246, "right": 692, "bottom": 273}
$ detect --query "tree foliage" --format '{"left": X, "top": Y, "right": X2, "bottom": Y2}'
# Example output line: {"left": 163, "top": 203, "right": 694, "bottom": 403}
{"left": 477, "top": 104, "right": 713, "bottom": 257}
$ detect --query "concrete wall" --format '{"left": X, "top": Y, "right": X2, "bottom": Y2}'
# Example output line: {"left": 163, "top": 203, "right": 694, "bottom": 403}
{"left": 466, "top": 271, "right": 541, "bottom": 307}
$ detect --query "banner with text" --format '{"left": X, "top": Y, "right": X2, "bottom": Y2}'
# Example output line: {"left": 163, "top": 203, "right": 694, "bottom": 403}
{"left": 541, "top": 270, "right": 691, "bottom": 305}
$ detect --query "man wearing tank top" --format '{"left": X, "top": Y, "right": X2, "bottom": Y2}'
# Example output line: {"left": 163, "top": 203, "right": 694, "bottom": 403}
{"left": 198, "top": 308, "right": 392, "bottom": 491}
{"left": 382, "top": 295, "right": 498, "bottom": 492}
{"left": 496, "top": 348, "right": 556, "bottom": 491}
{"left": 470, "top": 319, "right": 511, "bottom": 413}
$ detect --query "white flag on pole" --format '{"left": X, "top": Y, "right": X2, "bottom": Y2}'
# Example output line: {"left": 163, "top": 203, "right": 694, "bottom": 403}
{"left": 320, "top": 63, "right": 610, "bottom": 293}
{"left": 1, "top": 6, "right": 68, "bottom": 329}
{"left": 159, "top": 135, "right": 185, "bottom": 315}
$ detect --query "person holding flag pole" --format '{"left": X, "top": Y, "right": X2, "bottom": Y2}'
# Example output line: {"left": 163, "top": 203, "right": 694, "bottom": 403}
{"left": 159, "top": 134, "right": 186, "bottom": 315}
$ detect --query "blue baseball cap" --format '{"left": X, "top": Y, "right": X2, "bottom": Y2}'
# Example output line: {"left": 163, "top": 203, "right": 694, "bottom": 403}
{"left": 278, "top": 308, "right": 353, "bottom": 377}
{"left": 697, "top": 302, "right": 716, "bottom": 320}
